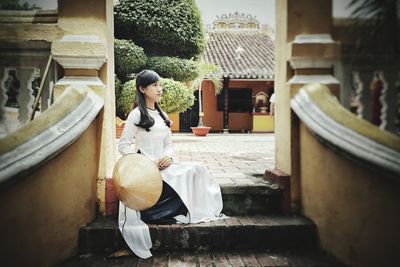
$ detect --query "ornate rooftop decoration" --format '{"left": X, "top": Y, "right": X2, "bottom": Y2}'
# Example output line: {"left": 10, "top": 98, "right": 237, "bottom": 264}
{"left": 213, "top": 11, "right": 260, "bottom": 30}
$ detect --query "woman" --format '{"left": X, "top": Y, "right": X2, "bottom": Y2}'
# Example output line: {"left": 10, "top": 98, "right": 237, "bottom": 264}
{"left": 118, "top": 70, "right": 225, "bottom": 259}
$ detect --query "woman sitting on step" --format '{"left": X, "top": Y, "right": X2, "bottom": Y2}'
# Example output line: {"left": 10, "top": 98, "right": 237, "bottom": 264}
{"left": 118, "top": 69, "right": 226, "bottom": 259}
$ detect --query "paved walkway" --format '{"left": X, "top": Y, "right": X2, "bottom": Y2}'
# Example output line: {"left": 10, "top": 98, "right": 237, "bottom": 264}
{"left": 117, "top": 133, "right": 275, "bottom": 186}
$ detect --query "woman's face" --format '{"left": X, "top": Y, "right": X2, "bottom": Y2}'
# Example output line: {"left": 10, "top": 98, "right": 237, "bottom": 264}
{"left": 142, "top": 80, "right": 162, "bottom": 102}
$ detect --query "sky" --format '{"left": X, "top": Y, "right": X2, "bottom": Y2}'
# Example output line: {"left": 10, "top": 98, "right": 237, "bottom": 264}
{"left": 24, "top": 0, "right": 57, "bottom": 9}
{"left": 23, "top": 0, "right": 357, "bottom": 30}
{"left": 195, "top": 0, "right": 357, "bottom": 29}
{"left": 195, "top": 0, "right": 275, "bottom": 28}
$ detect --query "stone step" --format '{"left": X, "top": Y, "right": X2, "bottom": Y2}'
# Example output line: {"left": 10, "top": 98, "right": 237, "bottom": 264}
{"left": 106, "top": 180, "right": 283, "bottom": 217}
{"left": 221, "top": 184, "right": 282, "bottom": 215}
{"left": 79, "top": 215, "right": 317, "bottom": 254}
{"left": 58, "top": 249, "right": 345, "bottom": 267}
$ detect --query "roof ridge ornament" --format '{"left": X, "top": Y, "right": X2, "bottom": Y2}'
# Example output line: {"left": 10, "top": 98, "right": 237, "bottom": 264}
{"left": 213, "top": 11, "right": 260, "bottom": 31}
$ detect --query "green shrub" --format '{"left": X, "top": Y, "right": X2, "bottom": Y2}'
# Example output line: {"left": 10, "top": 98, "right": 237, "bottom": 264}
{"left": 114, "top": 39, "right": 147, "bottom": 80}
{"left": 115, "top": 75, "right": 123, "bottom": 100}
{"left": 159, "top": 78, "right": 195, "bottom": 114}
{"left": 115, "top": 76, "right": 125, "bottom": 117}
{"left": 117, "top": 79, "right": 136, "bottom": 117}
{"left": 115, "top": 0, "right": 205, "bottom": 59}
{"left": 147, "top": 56, "right": 199, "bottom": 82}
{"left": 118, "top": 78, "right": 194, "bottom": 116}
{"left": 0, "top": 0, "right": 41, "bottom": 10}
{"left": 190, "top": 63, "right": 223, "bottom": 94}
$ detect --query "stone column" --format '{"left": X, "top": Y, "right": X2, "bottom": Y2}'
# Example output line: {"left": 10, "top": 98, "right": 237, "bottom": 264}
{"left": 275, "top": 0, "right": 340, "bottom": 211}
{"left": 54, "top": 0, "right": 116, "bottom": 216}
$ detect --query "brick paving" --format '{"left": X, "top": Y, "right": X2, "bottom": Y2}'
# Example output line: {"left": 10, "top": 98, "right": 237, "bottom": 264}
{"left": 117, "top": 133, "right": 275, "bottom": 186}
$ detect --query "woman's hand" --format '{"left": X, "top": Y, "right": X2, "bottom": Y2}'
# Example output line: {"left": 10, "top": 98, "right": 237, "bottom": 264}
{"left": 156, "top": 155, "right": 173, "bottom": 170}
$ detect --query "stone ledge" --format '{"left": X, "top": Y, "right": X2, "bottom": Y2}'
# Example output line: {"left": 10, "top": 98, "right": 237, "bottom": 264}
{"left": 264, "top": 168, "right": 291, "bottom": 214}
{"left": 0, "top": 9, "right": 58, "bottom": 24}
{"left": 79, "top": 215, "right": 317, "bottom": 253}
{"left": 52, "top": 35, "right": 107, "bottom": 69}
{"left": 105, "top": 183, "right": 283, "bottom": 218}
{"left": 0, "top": 24, "right": 63, "bottom": 42}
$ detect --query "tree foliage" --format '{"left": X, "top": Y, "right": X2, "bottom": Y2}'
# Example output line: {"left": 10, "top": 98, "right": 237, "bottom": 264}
{"left": 0, "top": 0, "right": 41, "bottom": 10}
{"left": 189, "top": 63, "right": 223, "bottom": 94}
{"left": 146, "top": 56, "right": 199, "bottom": 82}
{"left": 118, "top": 78, "right": 195, "bottom": 116}
{"left": 114, "top": 39, "right": 147, "bottom": 81}
{"left": 348, "top": 0, "right": 400, "bottom": 63}
{"left": 115, "top": 76, "right": 125, "bottom": 117}
{"left": 114, "top": 0, "right": 205, "bottom": 59}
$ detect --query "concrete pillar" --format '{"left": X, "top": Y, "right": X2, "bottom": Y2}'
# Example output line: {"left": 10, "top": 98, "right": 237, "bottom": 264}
{"left": 54, "top": 0, "right": 116, "bottom": 216}
{"left": 274, "top": 0, "right": 340, "bottom": 211}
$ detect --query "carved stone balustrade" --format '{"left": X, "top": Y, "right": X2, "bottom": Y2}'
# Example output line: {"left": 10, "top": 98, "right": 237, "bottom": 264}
{"left": 350, "top": 70, "right": 399, "bottom": 134}
{"left": 0, "top": 41, "right": 57, "bottom": 137}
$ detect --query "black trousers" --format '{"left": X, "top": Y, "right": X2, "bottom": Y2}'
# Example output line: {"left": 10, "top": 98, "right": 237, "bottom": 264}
{"left": 140, "top": 181, "right": 188, "bottom": 224}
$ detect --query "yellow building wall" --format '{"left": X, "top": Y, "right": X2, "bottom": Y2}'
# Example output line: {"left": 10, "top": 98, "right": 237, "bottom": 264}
{"left": 252, "top": 114, "right": 274, "bottom": 132}
{"left": 168, "top": 113, "right": 180, "bottom": 132}
{"left": 0, "top": 122, "right": 99, "bottom": 267}
{"left": 299, "top": 123, "right": 400, "bottom": 267}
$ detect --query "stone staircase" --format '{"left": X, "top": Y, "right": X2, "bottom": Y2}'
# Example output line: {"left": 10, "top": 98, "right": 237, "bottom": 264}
{"left": 58, "top": 178, "right": 345, "bottom": 266}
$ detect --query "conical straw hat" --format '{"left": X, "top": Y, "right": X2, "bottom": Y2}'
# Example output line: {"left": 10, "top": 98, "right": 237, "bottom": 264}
{"left": 113, "top": 154, "right": 163, "bottom": 211}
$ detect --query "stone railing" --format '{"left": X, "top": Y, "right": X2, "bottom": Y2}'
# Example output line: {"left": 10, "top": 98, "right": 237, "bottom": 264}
{"left": 348, "top": 70, "right": 400, "bottom": 135}
{"left": 291, "top": 83, "right": 400, "bottom": 179}
{"left": 333, "top": 19, "right": 400, "bottom": 135}
{"left": 0, "top": 43, "right": 57, "bottom": 137}
{"left": 0, "top": 85, "right": 104, "bottom": 188}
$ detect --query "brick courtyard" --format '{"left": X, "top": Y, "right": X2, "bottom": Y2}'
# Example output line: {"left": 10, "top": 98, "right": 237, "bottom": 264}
{"left": 117, "top": 133, "right": 275, "bottom": 186}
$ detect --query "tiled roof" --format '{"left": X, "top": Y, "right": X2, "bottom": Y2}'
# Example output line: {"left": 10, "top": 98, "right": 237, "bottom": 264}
{"left": 203, "top": 31, "right": 275, "bottom": 79}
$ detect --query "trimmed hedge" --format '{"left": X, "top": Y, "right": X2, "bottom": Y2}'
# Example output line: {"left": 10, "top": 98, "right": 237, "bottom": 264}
{"left": 115, "top": 0, "right": 205, "bottom": 59}
{"left": 118, "top": 78, "right": 195, "bottom": 116}
{"left": 115, "top": 75, "right": 125, "bottom": 117}
{"left": 159, "top": 78, "right": 195, "bottom": 114}
{"left": 146, "top": 56, "right": 199, "bottom": 82}
{"left": 115, "top": 75, "right": 123, "bottom": 100}
{"left": 114, "top": 39, "right": 147, "bottom": 80}
{"left": 117, "top": 79, "right": 135, "bottom": 117}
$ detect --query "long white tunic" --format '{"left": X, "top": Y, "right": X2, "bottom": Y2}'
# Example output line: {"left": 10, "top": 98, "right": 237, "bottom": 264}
{"left": 118, "top": 107, "right": 225, "bottom": 258}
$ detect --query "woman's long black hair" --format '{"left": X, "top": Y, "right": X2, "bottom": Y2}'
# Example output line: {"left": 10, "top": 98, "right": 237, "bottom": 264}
{"left": 135, "top": 70, "right": 171, "bottom": 131}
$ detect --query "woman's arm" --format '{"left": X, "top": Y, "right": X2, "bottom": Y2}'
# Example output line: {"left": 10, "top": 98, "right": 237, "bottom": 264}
{"left": 162, "top": 111, "right": 174, "bottom": 162}
{"left": 163, "top": 129, "right": 174, "bottom": 161}
{"left": 157, "top": 129, "right": 174, "bottom": 169}
{"left": 118, "top": 110, "right": 139, "bottom": 155}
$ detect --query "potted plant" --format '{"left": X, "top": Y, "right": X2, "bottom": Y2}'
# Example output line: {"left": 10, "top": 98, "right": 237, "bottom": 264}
{"left": 189, "top": 63, "right": 222, "bottom": 136}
